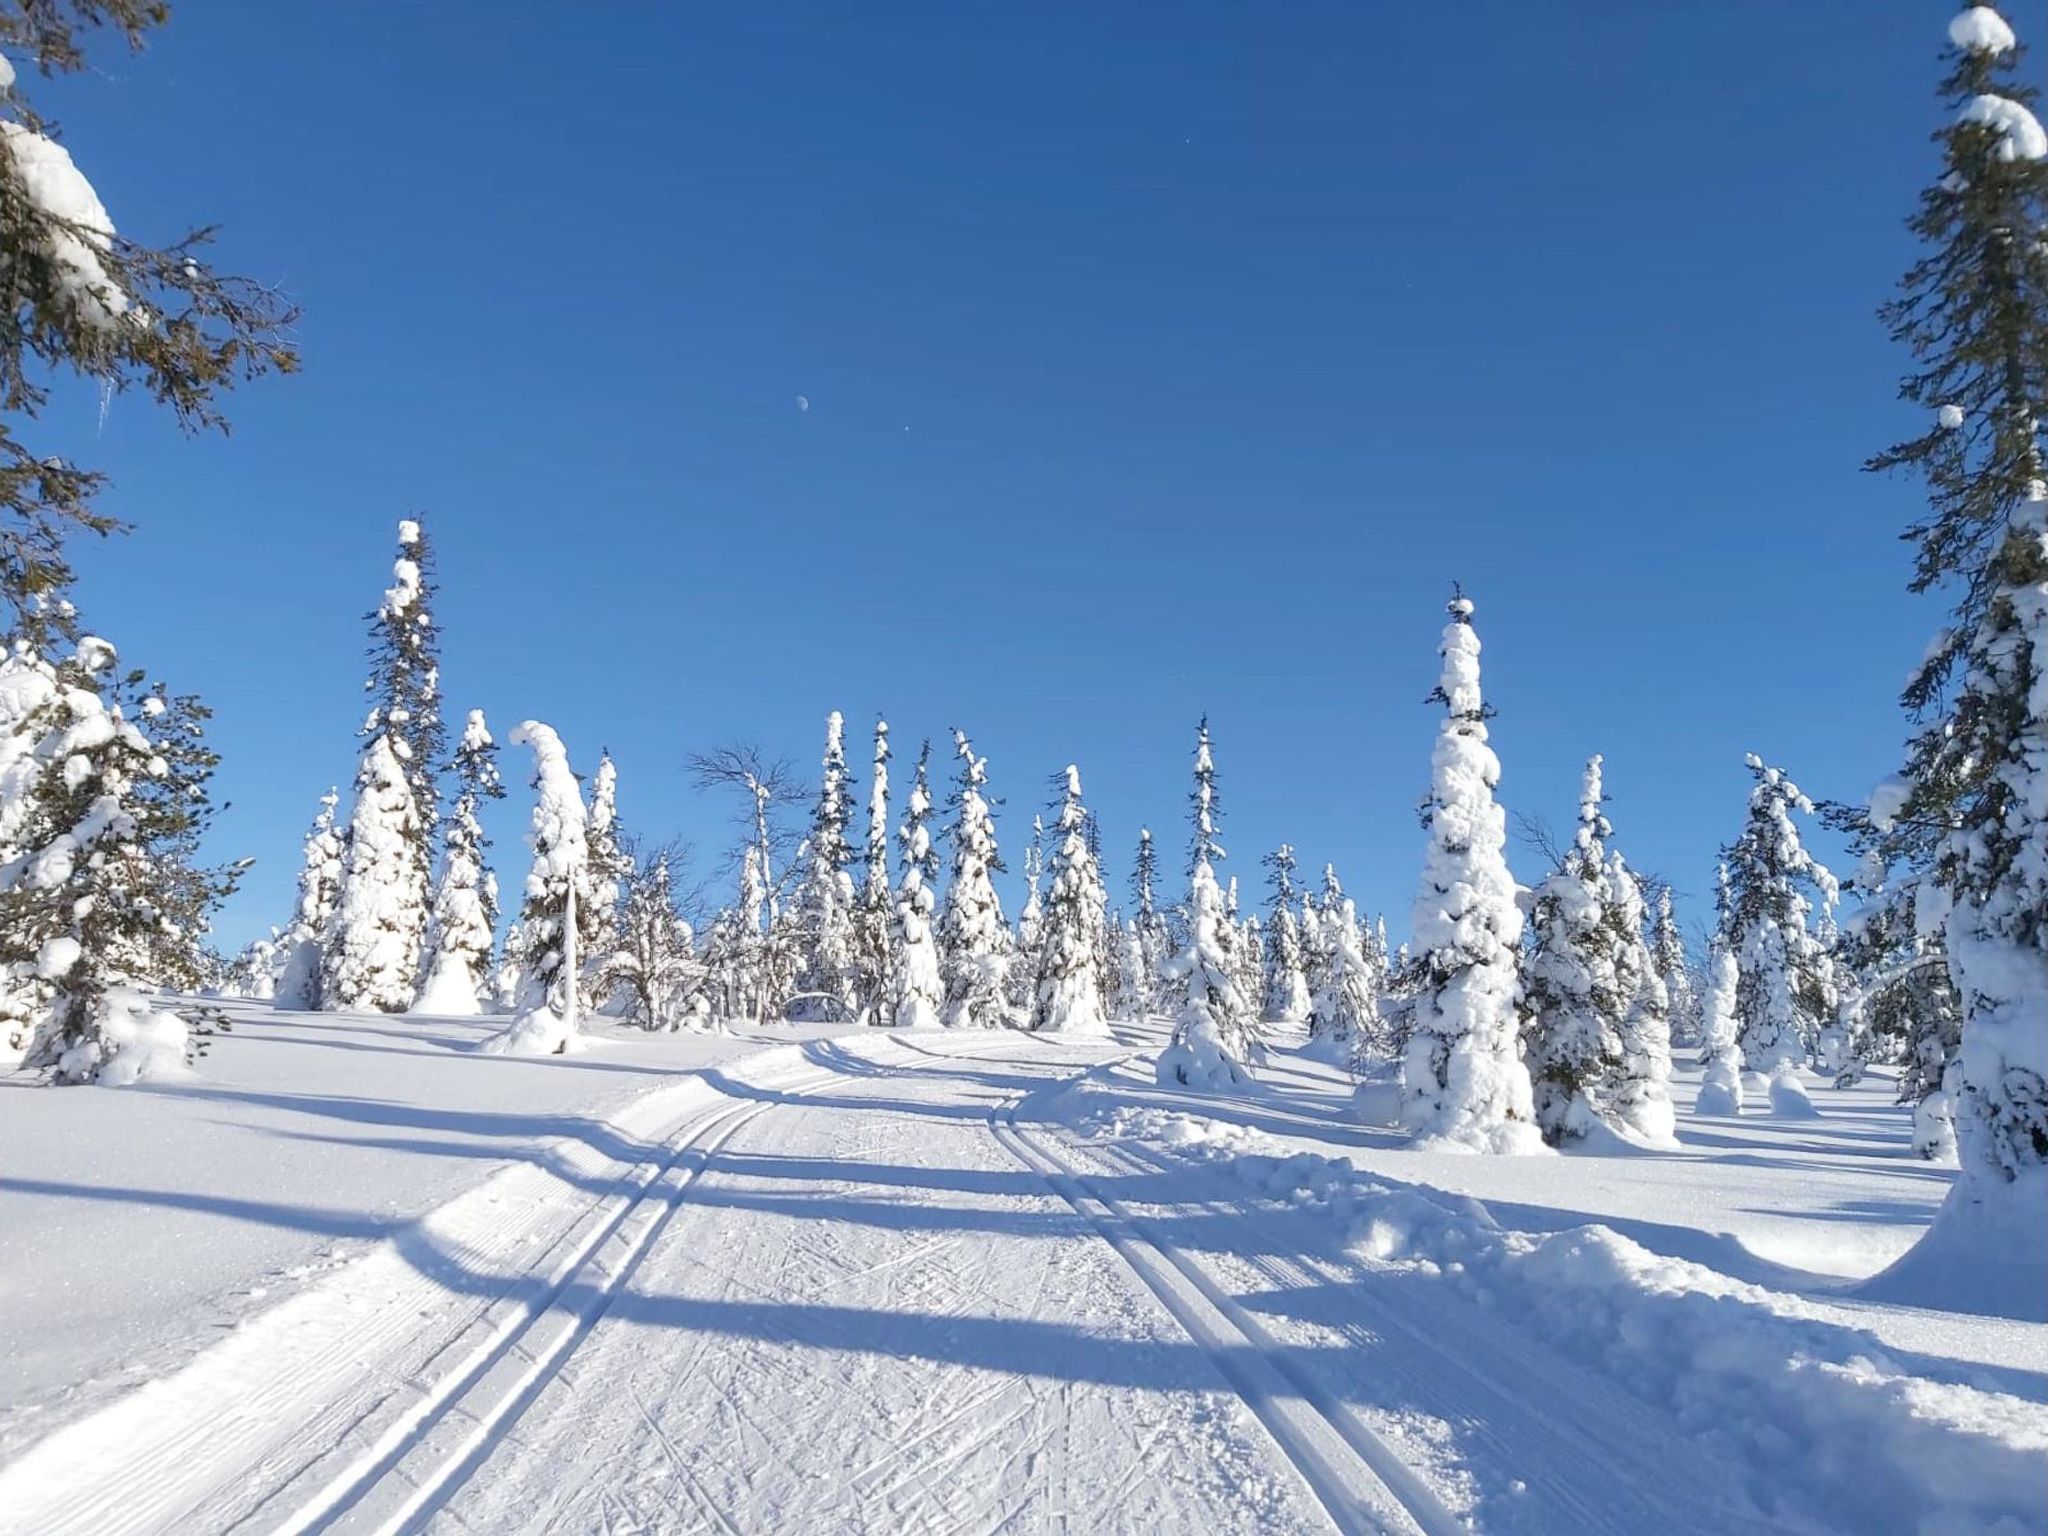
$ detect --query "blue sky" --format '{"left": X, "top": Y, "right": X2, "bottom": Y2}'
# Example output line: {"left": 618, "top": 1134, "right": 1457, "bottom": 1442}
{"left": 34, "top": 2, "right": 1959, "bottom": 947}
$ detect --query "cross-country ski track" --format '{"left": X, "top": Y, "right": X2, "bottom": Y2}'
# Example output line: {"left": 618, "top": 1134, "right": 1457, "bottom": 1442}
{"left": 0, "top": 1027, "right": 1990, "bottom": 1534}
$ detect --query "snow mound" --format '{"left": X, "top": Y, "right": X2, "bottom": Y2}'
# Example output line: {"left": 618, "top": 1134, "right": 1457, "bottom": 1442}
{"left": 1155, "top": 1014, "right": 1246, "bottom": 1090}
{"left": 480, "top": 1004, "right": 582, "bottom": 1057}
{"left": 412, "top": 953, "right": 485, "bottom": 1016}
{"left": 1694, "top": 1069, "right": 1743, "bottom": 1117}
{"left": 1949, "top": 6, "right": 2017, "bottom": 55}
{"left": 1096, "top": 1109, "right": 2048, "bottom": 1533}
{"left": 1767, "top": 1068, "right": 1822, "bottom": 1120}
{"left": 1857, "top": 1166, "right": 2048, "bottom": 1323}
{"left": 67, "top": 989, "right": 190, "bottom": 1086}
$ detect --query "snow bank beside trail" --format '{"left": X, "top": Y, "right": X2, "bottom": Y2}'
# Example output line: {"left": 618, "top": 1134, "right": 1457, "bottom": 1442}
{"left": 1087, "top": 1105, "right": 2048, "bottom": 1536}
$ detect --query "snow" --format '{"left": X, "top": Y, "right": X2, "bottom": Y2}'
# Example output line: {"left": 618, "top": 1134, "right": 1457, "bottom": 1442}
{"left": 33, "top": 935, "right": 80, "bottom": 980}
{"left": 1949, "top": 6, "right": 2018, "bottom": 55}
{"left": 2, "top": 1010, "right": 2042, "bottom": 1533}
{"left": 1937, "top": 402, "right": 1967, "bottom": 430}
{"left": 1960, "top": 93, "right": 2048, "bottom": 162}
{"left": 0, "top": 122, "right": 128, "bottom": 328}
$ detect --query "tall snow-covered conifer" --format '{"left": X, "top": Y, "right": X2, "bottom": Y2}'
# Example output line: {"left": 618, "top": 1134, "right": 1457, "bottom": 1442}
{"left": 853, "top": 717, "right": 895, "bottom": 1024}
{"left": 938, "top": 729, "right": 1009, "bottom": 1028}
{"left": 580, "top": 750, "right": 630, "bottom": 1012}
{"left": 1860, "top": 5, "right": 2048, "bottom": 1313}
{"left": 1399, "top": 596, "right": 1541, "bottom": 1153}
{"left": 323, "top": 523, "right": 440, "bottom": 1011}
{"left": 414, "top": 710, "right": 503, "bottom": 1015}
{"left": 1522, "top": 756, "right": 1627, "bottom": 1144}
{"left": 508, "top": 721, "right": 589, "bottom": 1022}
{"left": 1030, "top": 766, "right": 1110, "bottom": 1034}
{"left": 892, "top": 740, "right": 943, "bottom": 1029}
{"left": 1260, "top": 844, "right": 1311, "bottom": 1024}
{"left": 1158, "top": 719, "right": 1258, "bottom": 1086}
{"left": 273, "top": 787, "right": 344, "bottom": 1010}
{"left": 1722, "top": 756, "right": 1838, "bottom": 1073}
{"left": 791, "top": 711, "right": 859, "bottom": 1020}
{"left": 1129, "top": 827, "right": 1170, "bottom": 1015}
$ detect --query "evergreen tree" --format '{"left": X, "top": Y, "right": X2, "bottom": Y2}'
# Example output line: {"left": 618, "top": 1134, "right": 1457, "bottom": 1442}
{"left": 0, "top": 8, "right": 296, "bottom": 640}
{"left": 1029, "top": 766, "right": 1110, "bottom": 1034}
{"left": 1307, "top": 897, "right": 1385, "bottom": 1066}
{"left": 892, "top": 740, "right": 943, "bottom": 1029}
{"left": 272, "top": 788, "right": 344, "bottom": 1010}
{"left": 614, "top": 841, "right": 709, "bottom": 1032}
{"left": 1522, "top": 755, "right": 1627, "bottom": 1145}
{"left": 852, "top": 716, "right": 895, "bottom": 1025}
{"left": 1841, "top": 869, "right": 1964, "bottom": 1157}
{"left": 4, "top": 636, "right": 236, "bottom": 1081}
{"left": 790, "top": 711, "right": 859, "bottom": 1021}
{"left": 1861, "top": 5, "right": 2048, "bottom": 1291}
{"left": 938, "top": 729, "right": 1009, "bottom": 1028}
{"left": 361, "top": 519, "right": 444, "bottom": 851}
{"left": 321, "top": 732, "right": 427, "bottom": 1014}
{"left": 1399, "top": 595, "right": 1540, "bottom": 1153}
{"left": 1695, "top": 943, "right": 1745, "bottom": 1116}
{"left": 579, "top": 749, "right": 629, "bottom": 1013}
{"left": 1010, "top": 813, "right": 1047, "bottom": 1013}
{"left": 323, "top": 523, "right": 442, "bottom": 1011}
{"left": 507, "top": 720, "right": 589, "bottom": 1023}
{"left": 1648, "top": 885, "right": 1699, "bottom": 1049}
{"left": 414, "top": 709, "right": 503, "bottom": 1015}
{"left": 1159, "top": 718, "right": 1258, "bottom": 1085}
{"left": 1129, "top": 827, "right": 1170, "bottom": 1015}
{"left": 1260, "top": 844, "right": 1311, "bottom": 1024}
{"left": 1609, "top": 852, "right": 1677, "bottom": 1146}
{"left": 1722, "top": 756, "right": 1838, "bottom": 1074}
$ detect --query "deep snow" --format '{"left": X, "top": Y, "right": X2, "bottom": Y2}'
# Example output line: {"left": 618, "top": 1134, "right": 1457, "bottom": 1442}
{"left": 0, "top": 1006, "right": 2041, "bottom": 1534}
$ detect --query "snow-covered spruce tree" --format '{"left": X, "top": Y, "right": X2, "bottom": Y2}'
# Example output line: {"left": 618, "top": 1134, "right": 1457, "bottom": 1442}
{"left": 1260, "top": 844, "right": 1311, "bottom": 1024}
{"left": 272, "top": 788, "right": 345, "bottom": 1010}
{"left": 0, "top": 12, "right": 296, "bottom": 643}
{"left": 1857, "top": 6, "right": 2048, "bottom": 1309}
{"left": 1521, "top": 755, "right": 1626, "bottom": 1145}
{"left": 1841, "top": 870, "right": 1964, "bottom": 1156}
{"left": 1645, "top": 884, "right": 1699, "bottom": 1050}
{"left": 1158, "top": 718, "right": 1258, "bottom": 1087}
{"left": 578, "top": 749, "right": 630, "bottom": 1014}
{"left": 614, "top": 841, "right": 709, "bottom": 1032}
{"left": 503, "top": 720, "right": 589, "bottom": 1046}
{"left": 323, "top": 523, "right": 445, "bottom": 1012}
{"left": 789, "top": 712, "right": 859, "bottom": 1021}
{"left": 1399, "top": 596, "right": 1541, "bottom": 1153}
{"left": 1, "top": 636, "right": 236, "bottom": 1081}
{"left": 892, "top": 739, "right": 943, "bottom": 1029}
{"left": 1695, "top": 941, "right": 1745, "bottom": 1117}
{"left": 1306, "top": 898, "right": 1385, "bottom": 1068}
{"left": 1010, "top": 813, "right": 1047, "bottom": 1014}
{"left": 1029, "top": 766, "right": 1110, "bottom": 1034}
{"left": 938, "top": 729, "right": 1009, "bottom": 1028}
{"left": 414, "top": 709, "right": 504, "bottom": 1015}
{"left": 1608, "top": 853, "right": 1677, "bottom": 1146}
{"left": 320, "top": 732, "right": 428, "bottom": 1014}
{"left": 850, "top": 716, "right": 895, "bottom": 1025}
{"left": 1129, "top": 827, "right": 1171, "bottom": 1016}
{"left": 362, "top": 519, "right": 443, "bottom": 845}
{"left": 1721, "top": 756, "right": 1839, "bottom": 1075}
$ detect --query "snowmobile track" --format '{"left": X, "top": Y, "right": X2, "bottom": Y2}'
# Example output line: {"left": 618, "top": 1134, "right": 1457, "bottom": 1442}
{"left": 988, "top": 1097, "right": 1457, "bottom": 1536}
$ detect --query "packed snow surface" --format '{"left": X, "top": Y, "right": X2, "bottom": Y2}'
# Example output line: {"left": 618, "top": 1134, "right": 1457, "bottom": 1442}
{"left": 0, "top": 1009, "right": 2041, "bottom": 1534}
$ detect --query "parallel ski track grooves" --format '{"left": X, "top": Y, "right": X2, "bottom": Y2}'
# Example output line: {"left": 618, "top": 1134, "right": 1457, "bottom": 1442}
{"left": 263, "top": 1055, "right": 851, "bottom": 1536}
{"left": 1095, "top": 1135, "right": 1827, "bottom": 1536}
{"left": 988, "top": 1096, "right": 1457, "bottom": 1536}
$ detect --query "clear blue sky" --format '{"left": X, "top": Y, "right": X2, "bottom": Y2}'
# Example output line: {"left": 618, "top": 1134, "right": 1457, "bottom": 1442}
{"left": 35, "top": 2, "right": 1955, "bottom": 949}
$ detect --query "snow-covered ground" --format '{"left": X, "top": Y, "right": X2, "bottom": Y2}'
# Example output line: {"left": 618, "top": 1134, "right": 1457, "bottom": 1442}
{"left": 0, "top": 1007, "right": 2042, "bottom": 1534}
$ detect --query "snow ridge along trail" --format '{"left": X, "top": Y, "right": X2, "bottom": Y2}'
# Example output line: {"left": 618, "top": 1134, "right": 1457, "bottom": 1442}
{"left": 0, "top": 1039, "right": 894, "bottom": 1536}
{"left": 987, "top": 1094, "right": 1451, "bottom": 1536}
